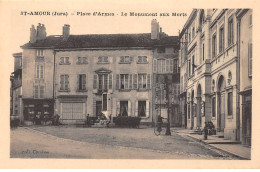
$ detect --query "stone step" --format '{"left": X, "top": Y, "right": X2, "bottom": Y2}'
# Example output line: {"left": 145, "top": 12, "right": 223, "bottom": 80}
{"left": 211, "top": 135, "right": 224, "bottom": 138}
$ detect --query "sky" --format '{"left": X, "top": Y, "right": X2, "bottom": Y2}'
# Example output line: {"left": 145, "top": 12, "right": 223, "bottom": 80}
{"left": 1, "top": 1, "right": 192, "bottom": 77}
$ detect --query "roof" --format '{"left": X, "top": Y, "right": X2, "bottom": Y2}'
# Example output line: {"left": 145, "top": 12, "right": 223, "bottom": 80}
{"left": 21, "top": 33, "right": 179, "bottom": 49}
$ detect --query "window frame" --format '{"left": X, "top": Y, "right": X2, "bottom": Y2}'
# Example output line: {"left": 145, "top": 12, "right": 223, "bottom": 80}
{"left": 77, "top": 57, "right": 88, "bottom": 64}
{"left": 60, "top": 74, "right": 70, "bottom": 91}
{"left": 227, "top": 91, "right": 233, "bottom": 116}
{"left": 212, "top": 33, "right": 217, "bottom": 58}
{"left": 137, "top": 56, "right": 148, "bottom": 64}
{"left": 97, "top": 56, "right": 109, "bottom": 64}
{"left": 60, "top": 57, "right": 70, "bottom": 65}
{"left": 219, "top": 26, "right": 225, "bottom": 53}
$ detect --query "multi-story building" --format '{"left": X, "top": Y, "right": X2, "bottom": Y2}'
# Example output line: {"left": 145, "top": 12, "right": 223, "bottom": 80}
{"left": 10, "top": 52, "right": 23, "bottom": 121}
{"left": 179, "top": 9, "right": 253, "bottom": 142}
{"left": 237, "top": 9, "right": 252, "bottom": 146}
{"left": 19, "top": 20, "right": 179, "bottom": 125}
{"left": 152, "top": 19, "right": 180, "bottom": 126}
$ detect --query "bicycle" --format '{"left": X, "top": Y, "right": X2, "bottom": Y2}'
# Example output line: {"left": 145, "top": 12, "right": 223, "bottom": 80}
{"left": 154, "top": 122, "right": 165, "bottom": 136}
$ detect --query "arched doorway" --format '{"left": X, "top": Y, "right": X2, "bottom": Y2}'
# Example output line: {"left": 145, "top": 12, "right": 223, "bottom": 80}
{"left": 196, "top": 84, "right": 202, "bottom": 128}
{"left": 217, "top": 75, "right": 226, "bottom": 132}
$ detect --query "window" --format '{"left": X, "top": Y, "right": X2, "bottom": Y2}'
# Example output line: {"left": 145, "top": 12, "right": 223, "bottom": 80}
{"left": 137, "top": 56, "right": 148, "bottom": 63}
{"left": 192, "top": 27, "right": 195, "bottom": 38}
{"left": 212, "top": 34, "right": 217, "bottom": 58}
{"left": 98, "top": 56, "right": 109, "bottom": 63}
{"left": 249, "top": 43, "right": 252, "bottom": 77}
{"left": 228, "top": 17, "right": 234, "bottom": 46}
{"left": 36, "top": 49, "right": 44, "bottom": 57}
{"left": 192, "top": 55, "right": 195, "bottom": 74}
{"left": 202, "top": 44, "right": 205, "bottom": 61}
{"left": 60, "top": 57, "right": 70, "bottom": 64}
{"left": 157, "top": 47, "right": 165, "bottom": 53}
{"left": 77, "top": 57, "right": 88, "bottom": 64}
{"left": 133, "top": 74, "right": 138, "bottom": 89}
{"left": 60, "top": 74, "right": 69, "bottom": 91}
{"left": 158, "top": 59, "right": 165, "bottom": 73}
{"left": 173, "top": 59, "right": 178, "bottom": 73}
{"left": 120, "top": 101, "right": 128, "bottom": 116}
{"left": 34, "top": 85, "right": 44, "bottom": 98}
{"left": 138, "top": 74, "right": 147, "bottom": 89}
{"left": 228, "top": 92, "right": 233, "bottom": 116}
{"left": 219, "top": 26, "right": 224, "bottom": 53}
{"left": 188, "top": 60, "right": 191, "bottom": 76}
{"left": 212, "top": 97, "right": 216, "bottom": 117}
{"left": 102, "top": 94, "right": 107, "bottom": 111}
{"left": 78, "top": 74, "right": 87, "bottom": 91}
{"left": 120, "top": 74, "right": 129, "bottom": 89}
{"left": 94, "top": 74, "right": 112, "bottom": 91}
{"left": 249, "top": 14, "right": 252, "bottom": 26}
{"left": 120, "top": 56, "right": 131, "bottom": 63}
{"left": 187, "top": 104, "right": 190, "bottom": 119}
{"left": 36, "top": 64, "right": 44, "bottom": 79}
{"left": 138, "top": 101, "right": 146, "bottom": 117}
{"left": 188, "top": 33, "right": 191, "bottom": 43}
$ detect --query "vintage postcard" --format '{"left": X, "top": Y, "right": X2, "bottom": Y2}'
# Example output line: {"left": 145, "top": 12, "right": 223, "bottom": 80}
{"left": 0, "top": 0, "right": 259, "bottom": 169}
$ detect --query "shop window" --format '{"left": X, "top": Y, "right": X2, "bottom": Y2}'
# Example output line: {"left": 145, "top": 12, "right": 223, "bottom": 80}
{"left": 120, "top": 101, "right": 128, "bottom": 116}
{"left": 138, "top": 101, "right": 146, "bottom": 117}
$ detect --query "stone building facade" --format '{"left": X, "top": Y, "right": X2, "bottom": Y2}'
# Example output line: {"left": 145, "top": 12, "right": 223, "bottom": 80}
{"left": 18, "top": 20, "right": 179, "bottom": 125}
{"left": 179, "top": 9, "right": 252, "bottom": 142}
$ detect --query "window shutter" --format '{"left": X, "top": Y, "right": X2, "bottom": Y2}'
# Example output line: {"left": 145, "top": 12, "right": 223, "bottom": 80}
{"left": 133, "top": 74, "right": 137, "bottom": 89}
{"left": 128, "top": 101, "right": 131, "bottom": 116}
{"left": 153, "top": 59, "right": 157, "bottom": 73}
{"left": 83, "top": 74, "right": 87, "bottom": 90}
{"left": 60, "top": 75, "right": 64, "bottom": 90}
{"left": 170, "top": 59, "right": 174, "bottom": 72}
{"left": 93, "top": 74, "right": 97, "bottom": 89}
{"left": 77, "top": 75, "right": 79, "bottom": 90}
{"left": 129, "top": 74, "right": 132, "bottom": 89}
{"left": 146, "top": 101, "right": 150, "bottom": 117}
{"left": 116, "top": 74, "right": 119, "bottom": 90}
{"left": 66, "top": 75, "right": 69, "bottom": 90}
{"left": 135, "top": 101, "right": 138, "bottom": 117}
{"left": 147, "top": 74, "right": 151, "bottom": 89}
{"left": 34, "top": 85, "right": 39, "bottom": 98}
{"left": 166, "top": 59, "right": 170, "bottom": 72}
{"left": 109, "top": 74, "right": 113, "bottom": 90}
{"left": 130, "top": 56, "right": 133, "bottom": 62}
{"left": 116, "top": 101, "right": 120, "bottom": 116}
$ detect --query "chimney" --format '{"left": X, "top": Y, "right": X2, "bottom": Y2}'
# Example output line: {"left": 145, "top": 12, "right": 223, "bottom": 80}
{"left": 30, "top": 25, "right": 37, "bottom": 43}
{"left": 151, "top": 19, "right": 160, "bottom": 40}
{"left": 36, "top": 23, "right": 47, "bottom": 41}
{"left": 63, "top": 24, "right": 70, "bottom": 40}
{"left": 160, "top": 27, "right": 162, "bottom": 33}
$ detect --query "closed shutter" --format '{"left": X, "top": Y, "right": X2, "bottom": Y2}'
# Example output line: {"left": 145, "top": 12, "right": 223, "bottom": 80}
{"left": 60, "top": 75, "right": 64, "bottom": 90}
{"left": 147, "top": 74, "right": 151, "bottom": 89}
{"left": 77, "top": 75, "right": 79, "bottom": 90}
{"left": 65, "top": 75, "right": 69, "bottom": 90}
{"left": 93, "top": 74, "right": 98, "bottom": 89}
{"left": 153, "top": 59, "right": 157, "bottom": 73}
{"left": 128, "top": 101, "right": 131, "bottom": 116}
{"left": 135, "top": 101, "right": 138, "bottom": 116}
{"left": 133, "top": 74, "right": 138, "bottom": 89}
{"left": 116, "top": 74, "right": 119, "bottom": 90}
{"left": 146, "top": 101, "right": 150, "bottom": 117}
{"left": 130, "top": 56, "right": 134, "bottom": 63}
{"left": 170, "top": 59, "right": 174, "bottom": 72}
{"left": 83, "top": 74, "right": 87, "bottom": 90}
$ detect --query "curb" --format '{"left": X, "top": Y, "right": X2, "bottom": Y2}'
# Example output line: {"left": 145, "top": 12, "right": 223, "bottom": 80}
{"left": 186, "top": 135, "right": 248, "bottom": 160}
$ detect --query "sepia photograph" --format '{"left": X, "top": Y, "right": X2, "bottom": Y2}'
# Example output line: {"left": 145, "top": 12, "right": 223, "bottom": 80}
{"left": 0, "top": 0, "right": 259, "bottom": 169}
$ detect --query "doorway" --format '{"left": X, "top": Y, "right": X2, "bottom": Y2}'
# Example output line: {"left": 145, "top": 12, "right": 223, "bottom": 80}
{"left": 96, "top": 101, "right": 102, "bottom": 116}
{"left": 196, "top": 84, "right": 202, "bottom": 128}
{"left": 217, "top": 75, "right": 225, "bottom": 132}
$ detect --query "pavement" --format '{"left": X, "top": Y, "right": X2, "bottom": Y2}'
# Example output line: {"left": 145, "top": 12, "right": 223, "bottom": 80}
{"left": 10, "top": 126, "right": 241, "bottom": 159}
{"left": 173, "top": 128, "right": 251, "bottom": 160}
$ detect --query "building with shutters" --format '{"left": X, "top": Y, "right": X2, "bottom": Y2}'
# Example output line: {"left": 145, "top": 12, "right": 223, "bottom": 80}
{"left": 179, "top": 9, "right": 253, "bottom": 143}
{"left": 18, "top": 20, "right": 179, "bottom": 125}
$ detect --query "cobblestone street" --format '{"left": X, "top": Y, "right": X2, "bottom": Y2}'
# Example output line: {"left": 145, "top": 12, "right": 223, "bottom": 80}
{"left": 10, "top": 126, "right": 240, "bottom": 159}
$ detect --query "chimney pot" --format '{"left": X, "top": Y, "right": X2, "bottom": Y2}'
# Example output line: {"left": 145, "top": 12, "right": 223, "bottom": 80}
{"left": 63, "top": 24, "right": 70, "bottom": 40}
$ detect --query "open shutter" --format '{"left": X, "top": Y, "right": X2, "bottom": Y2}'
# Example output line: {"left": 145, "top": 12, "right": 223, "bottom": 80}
{"left": 116, "top": 101, "right": 120, "bottom": 116}
{"left": 130, "top": 56, "right": 133, "bottom": 63}
{"left": 93, "top": 74, "right": 97, "bottom": 89}
{"left": 83, "top": 74, "right": 87, "bottom": 90}
{"left": 77, "top": 75, "right": 79, "bottom": 90}
{"left": 116, "top": 74, "right": 119, "bottom": 90}
{"left": 147, "top": 74, "right": 151, "bottom": 89}
{"left": 128, "top": 101, "right": 131, "bottom": 116}
{"left": 60, "top": 75, "right": 64, "bottom": 90}
{"left": 133, "top": 74, "right": 137, "bottom": 89}
{"left": 166, "top": 59, "right": 170, "bottom": 72}
{"left": 153, "top": 59, "right": 157, "bottom": 73}
{"left": 135, "top": 101, "right": 138, "bottom": 117}
{"left": 129, "top": 74, "right": 132, "bottom": 89}
{"left": 109, "top": 74, "right": 113, "bottom": 90}
{"left": 146, "top": 101, "right": 150, "bottom": 117}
